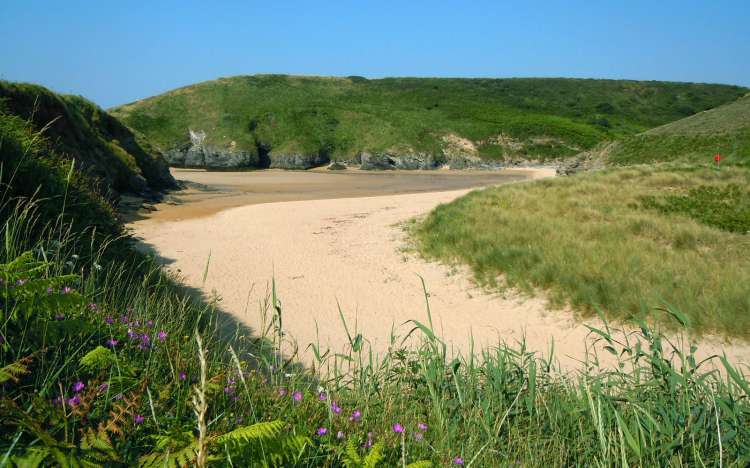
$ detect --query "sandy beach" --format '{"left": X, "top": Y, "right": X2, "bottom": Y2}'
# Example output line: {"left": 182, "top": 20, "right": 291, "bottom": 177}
{"left": 129, "top": 168, "right": 750, "bottom": 370}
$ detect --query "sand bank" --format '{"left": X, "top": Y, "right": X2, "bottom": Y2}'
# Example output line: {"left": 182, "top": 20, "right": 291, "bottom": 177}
{"left": 129, "top": 168, "right": 750, "bottom": 370}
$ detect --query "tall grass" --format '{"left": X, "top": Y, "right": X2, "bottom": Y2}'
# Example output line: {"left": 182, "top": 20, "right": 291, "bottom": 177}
{"left": 414, "top": 165, "right": 750, "bottom": 338}
{"left": 1, "top": 194, "right": 750, "bottom": 466}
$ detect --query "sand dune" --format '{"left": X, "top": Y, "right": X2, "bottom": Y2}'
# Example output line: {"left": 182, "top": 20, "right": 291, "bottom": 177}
{"left": 129, "top": 168, "right": 750, "bottom": 370}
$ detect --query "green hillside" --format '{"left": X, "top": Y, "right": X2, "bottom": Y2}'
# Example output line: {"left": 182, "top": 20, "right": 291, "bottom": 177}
{"left": 605, "top": 93, "right": 750, "bottom": 165}
{"left": 0, "top": 81, "right": 175, "bottom": 195}
{"left": 111, "top": 75, "right": 747, "bottom": 165}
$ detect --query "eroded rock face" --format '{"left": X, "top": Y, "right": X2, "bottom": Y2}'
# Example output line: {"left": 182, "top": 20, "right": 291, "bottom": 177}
{"left": 359, "top": 152, "right": 396, "bottom": 170}
{"left": 269, "top": 152, "right": 330, "bottom": 169}
{"left": 164, "top": 138, "right": 260, "bottom": 169}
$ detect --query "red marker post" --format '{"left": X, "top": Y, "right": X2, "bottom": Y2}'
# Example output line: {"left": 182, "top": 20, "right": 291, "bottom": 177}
{"left": 714, "top": 153, "right": 721, "bottom": 169}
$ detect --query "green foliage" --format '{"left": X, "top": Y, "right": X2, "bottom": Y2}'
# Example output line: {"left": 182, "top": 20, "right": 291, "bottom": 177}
{"left": 606, "top": 94, "right": 750, "bottom": 166}
{"left": 414, "top": 166, "right": 750, "bottom": 336}
{"left": 0, "top": 80, "right": 175, "bottom": 194}
{"left": 112, "top": 74, "right": 747, "bottom": 161}
{"left": 79, "top": 346, "right": 116, "bottom": 372}
{"left": 342, "top": 442, "right": 384, "bottom": 468}
{"left": 640, "top": 183, "right": 750, "bottom": 234}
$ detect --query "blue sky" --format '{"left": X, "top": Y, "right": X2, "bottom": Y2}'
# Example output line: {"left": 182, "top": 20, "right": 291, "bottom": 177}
{"left": 1, "top": 0, "right": 748, "bottom": 108}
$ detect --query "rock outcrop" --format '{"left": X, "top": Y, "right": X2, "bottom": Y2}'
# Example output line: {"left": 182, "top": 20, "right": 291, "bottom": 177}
{"left": 268, "top": 152, "right": 330, "bottom": 169}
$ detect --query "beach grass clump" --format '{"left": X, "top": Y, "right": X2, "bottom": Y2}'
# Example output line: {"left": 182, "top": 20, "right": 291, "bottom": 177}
{"left": 413, "top": 165, "right": 750, "bottom": 337}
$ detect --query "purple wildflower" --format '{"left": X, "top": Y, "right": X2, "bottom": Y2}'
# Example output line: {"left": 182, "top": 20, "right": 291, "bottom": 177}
{"left": 119, "top": 314, "right": 129, "bottom": 324}
{"left": 157, "top": 331, "right": 167, "bottom": 341}
{"left": 350, "top": 410, "right": 362, "bottom": 422}
{"left": 73, "top": 381, "right": 85, "bottom": 393}
{"left": 392, "top": 423, "right": 404, "bottom": 434}
{"left": 292, "top": 391, "right": 303, "bottom": 402}
{"left": 146, "top": 320, "right": 154, "bottom": 328}
{"left": 67, "top": 395, "right": 81, "bottom": 406}
{"left": 318, "top": 392, "right": 327, "bottom": 401}
{"left": 331, "top": 401, "right": 342, "bottom": 414}
{"left": 278, "top": 387, "right": 287, "bottom": 397}
{"left": 418, "top": 422, "right": 428, "bottom": 431}
{"left": 104, "top": 316, "right": 114, "bottom": 325}
{"left": 141, "top": 333, "right": 150, "bottom": 343}
{"left": 336, "top": 431, "right": 345, "bottom": 439}
{"left": 134, "top": 414, "right": 145, "bottom": 425}
{"left": 224, "top": 386, "right": 235, "bottom": 395}
{"left": 453, "top": 457, "right": 464, "bottom": 465}
{"left": 88, "top": 303, "right": 98, "bottom": 311}
{"left": 107, "top": 338, "right": 118, "bottom": 348}
{"left": 179, "top": 372, "right": 187, "bottom": 381}
{"left": 98, "top": 383, "right": 109, "bottom": 393}
{"left": 127, "top": 329, "right": 137, "bottom": 339}
{"left": 316, "top": 427, "right": 328, "bottom": 436}
{"left": 46, "top": 287, "right": 54, "bottom": 295}
{"left": 62, "top": 286, "right": 72, "bottom": 294}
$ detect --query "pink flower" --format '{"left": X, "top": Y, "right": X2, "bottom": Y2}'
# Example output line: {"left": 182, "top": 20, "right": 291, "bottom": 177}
{"left": 98, "top": 383, "right": 109, "bottom": 393}
{"left": 318, "top": 392, "right": 327, "bottom": 401}
{"left": 392, "top": 423, "right": 404, "bottom": 433}
{"left": 350, "top": 410, "right": 362, "bottom": 422}
{"left": 73, "top": 381, "right": 85, "bottom": 393}
{"left": 417, "top": 422, "right": 428, "bottom": 431}
{"left": 107, "top": 338, "right": 118, "bottom": 348}
{"left": 134, "top": 414, "right": 145, "bottom": 425}
{"left": 278, "top": 387, "right": 287, "bottom": 397}
{"left": 292, "top": 391, "right": 303, "bottom": 402}
{"left": 336, "top": 431, "right": 345, "bottom": 439}
{"left": 179, "top": 372, "right": 187, "bottom": 381}
{"left": 157, "top": 331, "right": 167, "bottom": 341}
{"left": 331, "top": 401, "right": 342, "bottom": 414}
{"left": 67, "top": 395, "right": 81, "bottom": 406}
{"left": 453, "top": 457, "right": 464, "bottom": 465}
{"left": 104, "top": 316, "right": 114, "bottom": 325}
{"left": 316, "top": 427, "right": 328, "bottom": 436}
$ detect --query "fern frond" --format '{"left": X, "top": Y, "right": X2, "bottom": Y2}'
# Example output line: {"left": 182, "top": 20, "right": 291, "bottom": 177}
{"left": 363, "top": 442, "right": 385, "bottom": 468}
{"left": 214, "top": 420, "right": 284, "bottom": 446}
{"left": 0, "top": 354, "right": 33, "bottom": 383}
{"left": 406, "top": 461, "right": 433, "bottom": 468}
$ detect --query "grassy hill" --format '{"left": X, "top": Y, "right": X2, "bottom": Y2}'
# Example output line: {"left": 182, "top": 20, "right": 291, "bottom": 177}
{"left": 111, "top": 75, "right": 747, "bottom": 164}
{"left": 413, "top": 86, "right": 750, "bottom": 337}
{"left": 605, "top": 93, "right": 750, "bottom": 166}
{"left": 0, "top": 81, "right": 175, "bottom": 196}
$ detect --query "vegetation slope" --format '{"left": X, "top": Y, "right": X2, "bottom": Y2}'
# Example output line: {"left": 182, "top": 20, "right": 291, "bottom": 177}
{"left": 111, "top": 75, "right": 747, "bottom": 163}
{"left": 604, "top": 92, "right": 750, "bottom": 165}
{"left": 0, "top": 81, "right": 175, "bottom": 196}
{"left": 415, "top": 89, "right": 750, "bottom": 338}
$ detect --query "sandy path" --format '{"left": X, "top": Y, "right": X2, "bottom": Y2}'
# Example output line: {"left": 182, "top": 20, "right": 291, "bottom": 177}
{"left": 129, "top": 168, "right": 750, "bottom": 370}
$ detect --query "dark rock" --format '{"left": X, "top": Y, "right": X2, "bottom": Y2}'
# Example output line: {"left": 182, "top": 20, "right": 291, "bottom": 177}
{"left": 165, "top": 142, "right": 260, "bottom": 169}
{"left": 392, "top": 153, "right": 442, "bottom": 169}
{"left": 360, "top": 152, "right": 396, "bottom": 170}
{"left": 269, "top": 152, "right": 330, "bottom": 169}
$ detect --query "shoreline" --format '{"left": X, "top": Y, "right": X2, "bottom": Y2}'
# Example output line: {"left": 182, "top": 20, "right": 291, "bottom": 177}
{"left": 128, "top": 168, "right": 750, "bottom": 370}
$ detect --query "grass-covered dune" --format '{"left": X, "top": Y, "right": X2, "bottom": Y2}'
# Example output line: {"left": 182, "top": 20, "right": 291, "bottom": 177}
{"left": 415, "top": 166, "right": 750, "bottom": 338}
{"left": 111, "top": 75, "right": 747, "bottom": 163}
{"left": 0, "top": 81, "right": 175, "bottom": 196}
{"left": 604, "top": 93, "right": 750, "bottom": 166}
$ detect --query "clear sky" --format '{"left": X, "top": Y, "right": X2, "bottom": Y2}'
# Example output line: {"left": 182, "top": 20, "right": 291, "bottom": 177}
{"left": 1, "top": 0, "right": 748, "bottom": 108}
